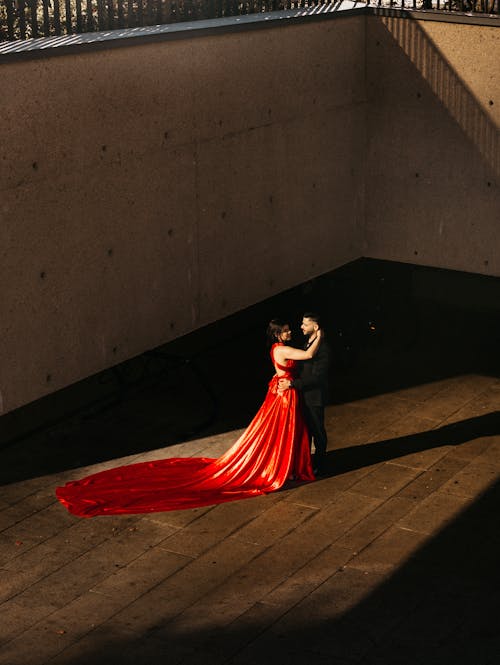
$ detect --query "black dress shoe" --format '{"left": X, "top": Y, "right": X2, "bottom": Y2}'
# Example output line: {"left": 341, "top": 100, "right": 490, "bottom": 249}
{"left": 313, "top": 457, "right": 327, "bottom": 477}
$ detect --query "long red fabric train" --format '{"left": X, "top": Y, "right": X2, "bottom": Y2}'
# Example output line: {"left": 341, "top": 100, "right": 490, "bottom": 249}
{"left": 55, "top": 344, "right": 315, "bottom": 517}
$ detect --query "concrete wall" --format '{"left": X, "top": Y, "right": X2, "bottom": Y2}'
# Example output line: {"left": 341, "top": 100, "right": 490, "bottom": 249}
{"left": 2, "top": 13, "right": 499, "bottom": 416}
{"left": 364, "top": 16, "right": 500, "bottom": 275}
{"left": 0, "top": 16, "right": 366, "bottom": 414}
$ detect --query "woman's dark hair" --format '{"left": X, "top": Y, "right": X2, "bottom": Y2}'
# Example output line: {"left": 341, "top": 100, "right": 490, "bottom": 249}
{"left": 266, "top": 319, "right": 288, "bottom": 347}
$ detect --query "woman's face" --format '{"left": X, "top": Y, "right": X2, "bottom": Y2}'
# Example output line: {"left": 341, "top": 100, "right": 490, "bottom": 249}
{"left": 279, "top": 324, "right": 292, "bottom": 343}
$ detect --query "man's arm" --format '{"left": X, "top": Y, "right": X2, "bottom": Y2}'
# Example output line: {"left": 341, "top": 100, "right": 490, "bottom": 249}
{"left": 292, "top": 345, "right": 330, "bottom": 392}
{"left": 279, "top": 344, "right": 330, "bottom": 392}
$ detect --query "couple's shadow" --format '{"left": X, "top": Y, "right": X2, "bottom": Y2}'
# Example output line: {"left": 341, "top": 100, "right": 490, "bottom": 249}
{"left": 319, "top": 410, "right": 500, "bottom": 477}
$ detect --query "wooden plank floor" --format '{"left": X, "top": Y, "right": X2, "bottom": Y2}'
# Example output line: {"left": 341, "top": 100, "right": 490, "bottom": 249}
{"left": 1, "top": 374, "right": 499, "bottom": 665}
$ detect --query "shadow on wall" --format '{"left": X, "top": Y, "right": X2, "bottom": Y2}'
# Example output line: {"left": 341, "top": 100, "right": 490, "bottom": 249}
{"left": 21, "top": 476, "right": 500, "bottom": 665}
{"left": 380, "top": 15, "right": 499, "bottom": 177}
{"left": 1, "top": 259, "right": 499, "bottom": 485}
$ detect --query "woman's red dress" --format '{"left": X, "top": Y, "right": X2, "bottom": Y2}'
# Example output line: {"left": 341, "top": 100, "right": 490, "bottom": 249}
{"left": 55, "top": 343, "right": 315, "bottom": 517}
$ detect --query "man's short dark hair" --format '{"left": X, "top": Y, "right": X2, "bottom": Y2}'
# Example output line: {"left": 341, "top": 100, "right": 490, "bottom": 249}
{"left": 303, "top": 312, "right": 322, "bottom": 328}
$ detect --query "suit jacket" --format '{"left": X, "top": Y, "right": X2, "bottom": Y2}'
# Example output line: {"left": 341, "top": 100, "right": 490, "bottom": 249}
{"left": 293, "top": 339, "right": 330, "bottom": 408}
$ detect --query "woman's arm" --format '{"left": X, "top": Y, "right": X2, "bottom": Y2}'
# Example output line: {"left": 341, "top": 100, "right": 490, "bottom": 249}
{"left": 274, "top": 330, "right": 322, "bottom": 363}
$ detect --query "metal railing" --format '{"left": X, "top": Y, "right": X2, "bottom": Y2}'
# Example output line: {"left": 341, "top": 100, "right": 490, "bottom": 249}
{"left": 375, "top": 0, "right": 498, "bottom": 11}
{"left": 0, "top": 0, "right": 498, "bottom": 42}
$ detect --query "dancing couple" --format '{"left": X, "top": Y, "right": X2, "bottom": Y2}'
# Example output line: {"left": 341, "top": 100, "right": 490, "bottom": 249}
{"left": 56, "top": 313, "right": 330, "bottom": 517}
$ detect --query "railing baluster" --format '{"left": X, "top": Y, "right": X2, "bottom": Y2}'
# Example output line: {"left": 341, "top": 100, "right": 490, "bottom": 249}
{"left": 18, "top": 0, "right": 27, "bottom": 39}
{"left": 29, "top": 0, "right": 38, "bottom": 38}
{"left": 137, "top": 0, "right": 144, "bottom": 25}
{"left": 86, "top": 0, "right": 93, "bottom": 31}
{"left": 155, "top": 0, "right": 163, "bottom": 23}
{"left": 126, "top": 0, "right": 134, "bottom": 26}
{"left": 65, "top": 0, "right": 73, "bottom": 33}
{"left": 117, "top": 0, "right": 125, "bottom": 26}
{"left": 107, "top": 0, "right": 115, "bottom": 28}
{"left": 2, "top": 0, "right": 500, "bottom": 43}
{"left": 75, "top": 0, "right": 83, "bottom": 31}
{"left": 97, "top": 0, "right": 106, "bottom": 29}
{"left": 170, "top": 0, "right": 179, "bottom": 23}
{"left": 53, "top": 0, "right": 61, "bottom": 34}
{"left": 42, "top": 0, "right": 51, "bottom": 35}
{"left": 5, "top": 0, "right": 16, "bottom": 40}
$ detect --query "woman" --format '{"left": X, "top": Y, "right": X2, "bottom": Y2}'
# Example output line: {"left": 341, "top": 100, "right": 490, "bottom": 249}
{"left": 56, "top": 320, "right": 321, "bottom": 517}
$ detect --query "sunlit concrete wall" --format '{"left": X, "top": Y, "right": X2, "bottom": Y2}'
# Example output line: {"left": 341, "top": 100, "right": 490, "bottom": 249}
{"left": 364, "top": 16, "right": 500, "bottom": 276}
{"left": 0, "top": 16, "right": 366, "bottom": 414}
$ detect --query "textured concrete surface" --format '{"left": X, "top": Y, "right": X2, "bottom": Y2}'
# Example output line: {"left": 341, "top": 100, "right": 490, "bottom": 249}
{"left": 2, "top": 12, "right": 499, "bottom": 415}
{"left": 1, "top": 371, "right": 499, "bottom": 664}
{"left": 0, "top": 13, "right": 366, "bottom": 414}
{"left": 365, "top": 15, "right": 500, "bottom": 273}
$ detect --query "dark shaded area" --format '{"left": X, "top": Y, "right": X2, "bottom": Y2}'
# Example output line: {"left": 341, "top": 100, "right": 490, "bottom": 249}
{"left": 1, "top": 258, "right": 499, "bottom": 484}
{"left": 40, "top": 477, "right": 500, "bottom": 665}
{"left": 311, "top": 480, "right": 500, "bottom": 665}
{"left": 321, "top": 410, "right": 500, "bottom": 478}
{"left": 265, "top": 477, "right": 500, "bottom": 665}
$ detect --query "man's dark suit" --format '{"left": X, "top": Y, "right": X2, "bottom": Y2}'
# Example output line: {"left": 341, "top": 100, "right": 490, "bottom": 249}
{"left": 291, "top": 339, "right": 330, "bottom": 464}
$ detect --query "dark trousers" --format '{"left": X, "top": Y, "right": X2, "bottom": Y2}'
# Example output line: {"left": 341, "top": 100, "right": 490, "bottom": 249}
{"left": 304, "top": 404, "right": 327, "bottom": 459}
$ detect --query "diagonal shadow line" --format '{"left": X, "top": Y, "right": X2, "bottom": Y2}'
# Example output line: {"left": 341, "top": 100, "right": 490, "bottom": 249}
{"left": 266, "top": 478, "right": 500, "bottom": 665}
{"left": 33, "top": 461, "right": 500, "bottom": 665}
{"left": 322, "top": 410, "right": 500, "bottom": 475}
{"left": 41, "top": 481, "right": 500, "bottom": 665}
{"left": 378, "top": 13, "right": 500, "bottom": 177}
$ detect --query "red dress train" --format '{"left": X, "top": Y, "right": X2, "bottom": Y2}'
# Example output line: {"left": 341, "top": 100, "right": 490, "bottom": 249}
{"left": 55, "top": 344, "right": 315, "bottom": 517}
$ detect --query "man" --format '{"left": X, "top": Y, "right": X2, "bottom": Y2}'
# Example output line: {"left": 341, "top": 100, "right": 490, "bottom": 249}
{"left": 279, "top": 312, "right": 330, "bottom": 475}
